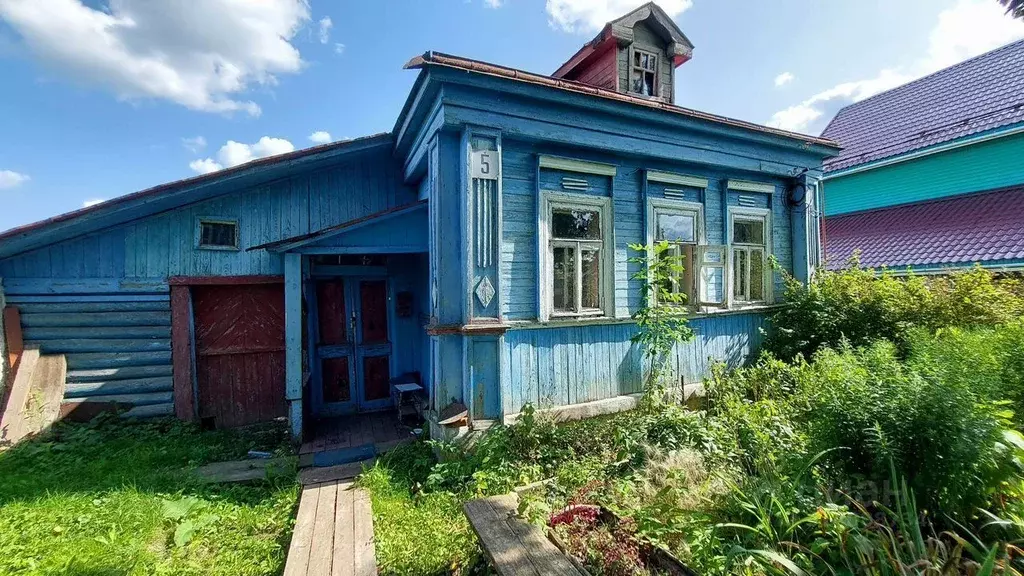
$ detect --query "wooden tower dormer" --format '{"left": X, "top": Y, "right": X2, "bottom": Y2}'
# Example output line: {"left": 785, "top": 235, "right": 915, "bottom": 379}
{"left": 552, "top": 2, "right": 693, "bottom": 104}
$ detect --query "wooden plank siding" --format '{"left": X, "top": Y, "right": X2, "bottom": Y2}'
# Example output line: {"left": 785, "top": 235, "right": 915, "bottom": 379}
{"left": 499, "top": 139, "right": 794, "bottom": 322}
{"left": 0, "top": 147, "right": 417, "bottom": 279}
{"left": 500, "top": 312, "right": 765, "bottom": 415}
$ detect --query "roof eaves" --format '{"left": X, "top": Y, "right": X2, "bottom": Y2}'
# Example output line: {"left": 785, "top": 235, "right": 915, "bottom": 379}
{"left": 406, "top": 51, "right": 840, "bottom": 151}
{"left": 0, "top": 132, "right": 394, "bottom": 245}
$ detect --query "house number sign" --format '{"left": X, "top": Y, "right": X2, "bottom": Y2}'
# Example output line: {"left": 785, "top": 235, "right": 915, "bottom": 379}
{"left": 471, "top": 150, "right": 499, "bottom": 180}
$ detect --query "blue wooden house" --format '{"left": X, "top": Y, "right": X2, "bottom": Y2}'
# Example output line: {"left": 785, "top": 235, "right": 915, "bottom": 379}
{"left": 0, "top": 3, "right": 838, "bottom": 442}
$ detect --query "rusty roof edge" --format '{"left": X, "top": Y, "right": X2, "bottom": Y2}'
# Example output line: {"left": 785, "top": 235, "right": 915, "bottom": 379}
{"left": 412, "top": 51, "right": 840, "bottom": 150}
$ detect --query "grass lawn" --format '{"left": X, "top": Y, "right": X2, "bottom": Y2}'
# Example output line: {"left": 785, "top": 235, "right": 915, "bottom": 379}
{"left": 358, "top": 443, "right": 482, "bottom": 576}
{"left": 0, "top": 415, "right": 300, "bottom": 576}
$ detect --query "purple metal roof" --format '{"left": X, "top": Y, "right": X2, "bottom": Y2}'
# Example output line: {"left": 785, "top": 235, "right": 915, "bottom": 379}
{"left": 821, "top": 39, "right": 1024, "bottom": 173}
{"left": 824, "top": 186, "right": 1024, "bottom": 270}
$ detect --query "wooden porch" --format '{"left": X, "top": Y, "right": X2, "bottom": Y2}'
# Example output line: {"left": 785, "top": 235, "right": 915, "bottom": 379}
{"left": 300, "top": 411, "right": 414, "bottom": 465}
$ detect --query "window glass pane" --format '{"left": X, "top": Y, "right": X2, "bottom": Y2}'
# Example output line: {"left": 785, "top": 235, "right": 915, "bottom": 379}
{"left": 553, "top": 245, "right": 576, "bottom": 312}
{"left": 644, "top": 72, "right": 655, "bottom": 95}
{"left": 750, "top": 249, "right": 765, "bottom": 301}
{"left": 552, "top": 209, "right": 601, "bottom": 240}
{"left": 733, "top": 249, "right": 748, "bottom": 300}
{"left": 700, "top": 266, "right": 724, "bottom": 304}
{"left": 581, "top": 248, "right": 601, "bottom": 310}
{"left": 200, "top": 221, "right": 236, "bottom": 247}
{"left": 656, "top": 212, "right": 695, "bottom": 243}
{"left": 733, "top": 219, "right": 764, "bottom": 245}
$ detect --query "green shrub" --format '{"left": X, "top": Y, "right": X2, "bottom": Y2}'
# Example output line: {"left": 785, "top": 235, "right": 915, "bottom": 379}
{"left": 765, "top": 260, "right": 1024, "bottom": 361}
{"left": 795, "top": 340, "right": 1016, "bottom": 518}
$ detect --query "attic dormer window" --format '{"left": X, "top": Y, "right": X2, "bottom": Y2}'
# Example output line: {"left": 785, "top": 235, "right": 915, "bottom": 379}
{"left": 631, "top": 49, "right": 658, "bottom": 97}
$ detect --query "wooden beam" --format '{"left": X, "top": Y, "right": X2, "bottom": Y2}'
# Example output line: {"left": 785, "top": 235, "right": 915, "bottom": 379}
{"left": 284, "top": 253, "right": 303, "bottom": 441}
{"left": 169, "top": 285, "right": 196, "bottom": 421}
{"left": 3, "top": 306, "right": 23, "bottom": 379}
{"left": 168, "top": 275, "right": 283, "bottom": 286}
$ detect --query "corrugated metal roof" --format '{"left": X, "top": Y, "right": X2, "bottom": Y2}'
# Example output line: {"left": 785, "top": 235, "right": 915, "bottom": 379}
{"left": 822, "top": 39, "right": 1024, "bottom": 173}
{"left": 406, "top": 51, "right": 840, "bottom": 150}
{"left": 824, "top": 185, "right": 1024, "bottom": 269}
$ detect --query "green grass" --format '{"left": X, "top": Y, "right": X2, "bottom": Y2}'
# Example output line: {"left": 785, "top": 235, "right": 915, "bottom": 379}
{"left": 358, "top": 442, "right": 482, "bottom": 576}
{"left": 0, "top": 415, "right": 300, "bottom": 576}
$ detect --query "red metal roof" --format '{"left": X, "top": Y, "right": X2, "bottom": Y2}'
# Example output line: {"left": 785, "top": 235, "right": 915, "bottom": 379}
{"left": 824, "top": 185, "right": 1024, "bottom": 270}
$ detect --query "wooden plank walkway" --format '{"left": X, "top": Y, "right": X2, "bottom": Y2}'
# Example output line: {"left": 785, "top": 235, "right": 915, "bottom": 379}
{"left": 464, "top": 493, "right": 584, "bottom": 576}
{"left": 284, "top": 480, "right": 377, "bottom": 576}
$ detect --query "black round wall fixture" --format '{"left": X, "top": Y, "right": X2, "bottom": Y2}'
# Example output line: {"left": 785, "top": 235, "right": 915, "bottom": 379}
{"left": 786, "top": 182, "right": 807, "bottom": 207}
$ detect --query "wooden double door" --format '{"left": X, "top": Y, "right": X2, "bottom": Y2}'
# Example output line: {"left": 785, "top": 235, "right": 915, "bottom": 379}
{"left": 313, "top": 278, "right": 392, "bottom": 415}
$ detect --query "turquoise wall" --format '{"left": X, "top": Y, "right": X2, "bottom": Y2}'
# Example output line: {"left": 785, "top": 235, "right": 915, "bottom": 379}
{"left": 824, "top": 129, "right": 1024, "bottom": 216}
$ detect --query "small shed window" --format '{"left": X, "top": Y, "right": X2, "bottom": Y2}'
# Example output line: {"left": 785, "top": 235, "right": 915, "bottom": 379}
{"left": 198, "top": 220, "right": 238, "bottom": 250}
{"left": 630, "top": 49, "right": 658, "bottom": 97}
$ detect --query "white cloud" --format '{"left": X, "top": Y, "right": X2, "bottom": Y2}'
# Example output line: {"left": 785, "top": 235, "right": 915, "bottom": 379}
{"left": 334, "top": 43, "right": 346, "bottom": 55}
{"left": 546, "top": 0, "right": 692, "bottom": 33}
{"left": 768, "top": 0, "right": 1024, "bottom": 133}
{"left": 309, "top": 131, "right": 332, "bottom": 144}
{"left": 82, "top": 198, "right": 105, "bottom": 207}
{"left": 181, "top": 136, "right": 207, "bottom": 153}
{"left": 0, "top": 0, "right": 311, "bottom": 116}
{"left": 190, "top": 136, "right": 296, "bottom": 174}
{"left": 189, "top": 158, "right": 222, "bottom": 175}
{"left": 0, "top": 169, "right": 30, "bottom": 189}
{"left": 774, "top": 72, "right": 795, "bottom": 88}
{"left": 317, "top": 16, "right": 332, "bottom": 44}
{"left": 484, "top": 0, "right": 503, "bottom": 8}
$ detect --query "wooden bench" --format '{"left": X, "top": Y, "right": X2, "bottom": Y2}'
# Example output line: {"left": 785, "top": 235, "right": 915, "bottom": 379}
{"left": 463, "top": 493, "right": 584, "bottom": 576}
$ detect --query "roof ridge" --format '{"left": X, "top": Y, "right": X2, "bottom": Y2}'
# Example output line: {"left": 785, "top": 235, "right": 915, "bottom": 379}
{"left": 829, "top": 38, "right": 1024, "bottom": 119}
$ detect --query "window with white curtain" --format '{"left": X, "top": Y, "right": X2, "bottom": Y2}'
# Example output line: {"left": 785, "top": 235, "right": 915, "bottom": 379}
{"left": 730, "top": 208, "right": 771, "bottom": 304}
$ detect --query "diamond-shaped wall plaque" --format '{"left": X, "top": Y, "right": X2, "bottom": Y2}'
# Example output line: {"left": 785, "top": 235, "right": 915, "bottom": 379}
{"left": 475, "top": 277, "right": 495, "bottom": 308}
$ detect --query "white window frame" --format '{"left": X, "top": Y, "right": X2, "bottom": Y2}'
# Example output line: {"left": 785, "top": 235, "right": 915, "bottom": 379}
{"left": 728, "top": 207, "right": 772, "bottom": 306}
{"left": 539, "top": 192, "right": 614, "bottom": 321}
{"left": 646, "top": 198, "right": 704, "bottom": 309}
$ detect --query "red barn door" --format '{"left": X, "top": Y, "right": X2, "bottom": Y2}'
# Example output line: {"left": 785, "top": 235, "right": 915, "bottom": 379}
{"left": 192, "top": 284, "right": 287, "bottom": 428}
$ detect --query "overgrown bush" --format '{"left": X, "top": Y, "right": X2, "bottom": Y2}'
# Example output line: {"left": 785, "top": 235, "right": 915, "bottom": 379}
{"left": 765, "top": 259, "right": 1024, "bottom": 361}
{"left": 798, "top": 340, "right": 1019, "bottom": 518}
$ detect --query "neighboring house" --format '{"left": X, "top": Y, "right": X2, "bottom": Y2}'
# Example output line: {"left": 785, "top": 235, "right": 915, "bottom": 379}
{"left": 0, "top": 3, "right": 837, "bottom": 442}
{"left": 821, "top": 39, "right": 1024, "bottom": 273}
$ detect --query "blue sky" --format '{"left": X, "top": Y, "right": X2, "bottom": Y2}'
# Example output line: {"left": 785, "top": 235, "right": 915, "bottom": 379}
{"left": 0, "top": 0, "right": 1022, "bottom": 233}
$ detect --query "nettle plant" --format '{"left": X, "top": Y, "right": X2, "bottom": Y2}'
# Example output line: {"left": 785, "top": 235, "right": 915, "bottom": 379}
{"left": 629, "top": 242, "right": 695, "bottom": 401}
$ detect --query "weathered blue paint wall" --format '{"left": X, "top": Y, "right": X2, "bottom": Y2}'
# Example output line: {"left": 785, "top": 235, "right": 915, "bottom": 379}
{"left": 0, "top": 146, "right": 416, "bottom": 279}
{"left": 500, "top": 139, "right": 794, "bottom": 322}
{"left": 0, "top": 145, "right": 419, "bottom": 419}
{"left": 499, "top": 313, "right": 764, "bottom": 415}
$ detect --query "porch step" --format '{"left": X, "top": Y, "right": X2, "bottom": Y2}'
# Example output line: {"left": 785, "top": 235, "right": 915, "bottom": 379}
{"left": 299, "top": 459, "right": 375, "bottom": 485}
